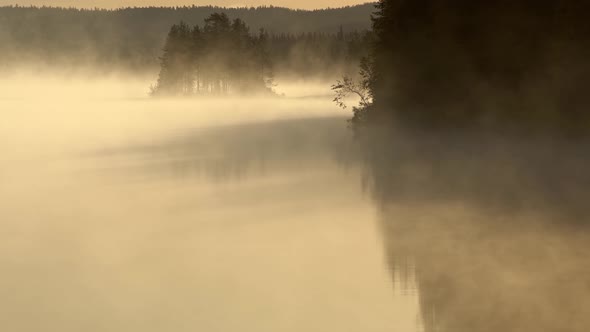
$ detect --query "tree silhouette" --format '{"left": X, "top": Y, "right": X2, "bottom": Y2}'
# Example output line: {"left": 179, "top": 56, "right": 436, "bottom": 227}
{"left": 151, "top": 13, "right": 276, "bottom": 96}
{"left": 350, "top": 0, "right": 590, "bottom": 133}
{"left": 151, "top": 21, "right": 194, "bottom": 96}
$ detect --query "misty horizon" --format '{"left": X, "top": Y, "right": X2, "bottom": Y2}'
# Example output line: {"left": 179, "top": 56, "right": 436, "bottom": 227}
{"left": 0, "top": 0, "right": 373, "bottom": 10}
{"left": 1, "top": 2, "right": 589, "bottom": 332}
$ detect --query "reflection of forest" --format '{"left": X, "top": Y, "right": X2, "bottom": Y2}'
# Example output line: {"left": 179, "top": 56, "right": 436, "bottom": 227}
{"left": 92, "top": 117, "right": 356, "bottom": 181}
{"left": 369, "top": 133, "right": 590, "bottom": 332}
{"left": 355, "top": 2, "right": 590, "bottom": 326}
{"left": 382, "top": 204, "right": 590, "bottom": 332}
{"left": 100, "top": 117, "right": 590, "bottom": 332}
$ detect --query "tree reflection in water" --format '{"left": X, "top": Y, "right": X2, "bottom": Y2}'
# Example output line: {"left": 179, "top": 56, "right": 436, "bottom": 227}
{"left": 367, "top": 131, "right": 590, "bottom": 332}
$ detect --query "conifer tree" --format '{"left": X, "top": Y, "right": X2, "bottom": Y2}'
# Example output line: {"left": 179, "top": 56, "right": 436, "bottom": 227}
{"left": 152, "top": 13, "right": 275, "bottom": 96}
{"left": 151, "top": 21, "right": 194, "bottom": 96}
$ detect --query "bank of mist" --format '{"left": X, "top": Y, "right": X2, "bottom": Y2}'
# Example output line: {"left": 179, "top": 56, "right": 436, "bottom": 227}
{"left": 354, "top": 1, "right": 590, "bottom": 331}
{"left": 0, "top": 68, "right": 398, "bottom": 332}
{"left": 0, "top": 4, "right": 373, "bottom": 80}
{"left": 3, "top": 2, "right": 590, "bottom": 332}
{"left": 0, "top": 4, "right": 409, "bottom": 332}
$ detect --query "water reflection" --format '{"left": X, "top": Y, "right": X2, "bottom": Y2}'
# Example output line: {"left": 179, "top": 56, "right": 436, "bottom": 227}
{"left": 6, "top": 86, "right": 586, "bottom": 331}
{"left": 91, "top": 117, "right": 357, "bottom": 181}
{"left": 365, "top": 130, "right": 590, "bottom": 332}
{"left": 0, "top": 100, "right": 420, "bottom": 332}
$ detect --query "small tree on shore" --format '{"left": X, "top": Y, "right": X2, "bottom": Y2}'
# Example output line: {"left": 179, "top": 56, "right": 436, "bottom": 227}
{"left": 332, "top": 56, "right": 374, "bottom": 130}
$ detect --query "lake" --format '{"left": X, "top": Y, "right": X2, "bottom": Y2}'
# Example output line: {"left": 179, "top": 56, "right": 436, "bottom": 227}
{"left": 1, "top": 76, "right": 588, "bottom": 332}
{"left": 0, "top": 77, "right": 421, "bottom": 332}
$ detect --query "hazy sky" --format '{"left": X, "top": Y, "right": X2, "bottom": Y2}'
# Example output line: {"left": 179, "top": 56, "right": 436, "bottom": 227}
{"left": 0, "top": 0, "right": 369, "bottom": 9}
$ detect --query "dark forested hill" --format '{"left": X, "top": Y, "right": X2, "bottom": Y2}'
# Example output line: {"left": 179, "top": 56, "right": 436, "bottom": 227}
{"left": 0, "top": 4, "right": 375, "bottom": 72}
{"left": 344, "top": 0, "right": 590, "bottom": 134}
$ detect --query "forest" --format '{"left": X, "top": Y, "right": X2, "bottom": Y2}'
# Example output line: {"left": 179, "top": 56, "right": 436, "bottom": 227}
{"left": 151, "top": 14, "right": 273, "bottom": 96}
{"left": 0, "top": 4, "right": 374, "bottom": 75}
{"left": 341, "top": 3, "right": 590, "bottom": 331}
{"left": 151, "top": 13, "right": 374, "bottom": 96}
{"left": 340, "top": 0, "right": 590, "bottom": 134}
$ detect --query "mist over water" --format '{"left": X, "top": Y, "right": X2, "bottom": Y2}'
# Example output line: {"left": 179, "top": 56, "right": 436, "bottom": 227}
{"left": 1, "top": 74, "right": 589, "bottom": 332}
{"left": 363, "top": 128, "right": 590, "bottom": 332}
{"left": 0, "top": 76, "right": 420, "bottom": 332}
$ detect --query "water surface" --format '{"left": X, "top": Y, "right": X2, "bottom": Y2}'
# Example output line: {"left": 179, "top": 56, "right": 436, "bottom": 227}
{"left": 0, "top": 78, "right": 421, "bottom": 332}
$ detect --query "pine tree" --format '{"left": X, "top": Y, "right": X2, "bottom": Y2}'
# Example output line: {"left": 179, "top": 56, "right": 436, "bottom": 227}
{"left": 151, "top": 21, "right": 194, "bottom": 96}
{"left": 152, "top": 13, "right": 275, "bottom": 97}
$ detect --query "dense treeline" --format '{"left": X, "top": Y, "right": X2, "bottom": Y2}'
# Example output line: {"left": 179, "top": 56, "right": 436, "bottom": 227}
{"left": 268, "top": 29, "right": 373, "bottom": 78}
{"left": 0, "top": 4, "right": 374, "bottom": 74}
{"left": 152, "top": 14, "right": 272, "bottom": 96}
{"left": 348, "top": 0, "right": 590, "bottom": 134}
{"left": 152, "top": 13, "right": 373, "bottom": 95}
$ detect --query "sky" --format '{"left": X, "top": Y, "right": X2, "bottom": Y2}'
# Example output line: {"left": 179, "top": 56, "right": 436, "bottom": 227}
{"left": 0, "top": 0, "right": 369, "bottom": 9}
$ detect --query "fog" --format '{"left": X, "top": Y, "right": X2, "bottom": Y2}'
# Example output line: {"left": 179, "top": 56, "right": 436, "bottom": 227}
{"left": 362, "top": 128, "right": 590, "bottom": 332}
{"left": 1, "top": 73, "right": 589, "bottom": 332}
{"left": 0, "top": 75, "right": 420, "bottom": 332}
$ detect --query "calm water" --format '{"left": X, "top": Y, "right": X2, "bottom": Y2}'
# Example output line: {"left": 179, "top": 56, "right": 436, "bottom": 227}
{"left": 0, "top": 78, "right": 421, "bottom": 332}
{"left": 1, "top": 78, "right": 589, "bottom": 332}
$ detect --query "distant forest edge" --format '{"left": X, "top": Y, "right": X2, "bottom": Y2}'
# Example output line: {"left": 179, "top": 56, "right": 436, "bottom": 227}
{"left": 151, "top": 12, "right": 373, "bottom": 96}
{"left": 0, "top": 4, "right": 375, "bottom": 75}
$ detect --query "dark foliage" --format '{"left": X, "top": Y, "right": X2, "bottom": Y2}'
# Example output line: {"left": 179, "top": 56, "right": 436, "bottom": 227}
{"left": 351, "top": 3, "right": 590, "bottom": 331}
{"left": 358, "top": 0, "right": 590, "bottom": 134}
{"left": 151, "top": 14, "right": 273, "bottom": 96}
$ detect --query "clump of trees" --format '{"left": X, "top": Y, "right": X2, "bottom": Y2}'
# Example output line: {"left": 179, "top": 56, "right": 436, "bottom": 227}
{"left": 337, "top": 0, "right": 590, "bottom": 134}
{"left": 0, "top": 5, "right": 374, "bottom": 73}
{"left": 151, "top": 13, "right": 274, "bottom": 96}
